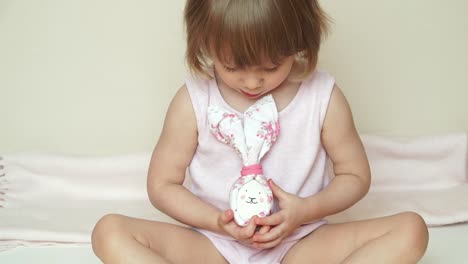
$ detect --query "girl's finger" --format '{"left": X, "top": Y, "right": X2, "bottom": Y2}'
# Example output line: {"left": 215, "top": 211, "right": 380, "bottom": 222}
{"left": 268, "top": 179, "right": 288, "bottom": 200}
{"left": 253, "top": 238, "right": 282, "bottom": 249}
{"left": 257, "top": 225, "right": 271, "bottom": 235}
{"left": 253, "top": 225, "right": 283, "bottom": 243}
{"left": 241, "top": 216, "right": 258, "bottom": 239}
{"left": 255, "top": 212, "right": 282, "bottom": 226}
{"left": 221, "top": 209, "right": 233, "bottom": 223}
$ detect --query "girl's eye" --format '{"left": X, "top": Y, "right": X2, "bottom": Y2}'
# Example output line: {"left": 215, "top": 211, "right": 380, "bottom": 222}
{"left": 265, "top": 67, "right": 279, "bottom": 73}
{"left": 223, "top": 66, "right": 237, "bottom": 72}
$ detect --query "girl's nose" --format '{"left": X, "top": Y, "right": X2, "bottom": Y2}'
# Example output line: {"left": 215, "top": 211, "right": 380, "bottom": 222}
{"left": 243, "top": 75, "right": 264, "bottom": 90}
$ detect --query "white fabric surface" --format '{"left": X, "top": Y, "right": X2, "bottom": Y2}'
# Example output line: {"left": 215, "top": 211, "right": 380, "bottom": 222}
{"left": 327, "top": 132, "right": 468, "bottom": 225}
{"left": 0, "top": 152, "right": 182, "bottom": 251}
{"left": 0, "top": 132, "right": 467, "bottom": 251}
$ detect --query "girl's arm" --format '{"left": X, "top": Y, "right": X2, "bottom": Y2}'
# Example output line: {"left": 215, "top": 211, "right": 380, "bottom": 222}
{"left": 147, "top": 85, "right": 222, "bottom": 232}
{"left": 301, "top": 84, "right": 371, "bottom": 221}
{"left": 251, "top": 84, "right": 371, "bottom": 249}
{"left": 148, "top": 85, "right": 270, "bottom": 244}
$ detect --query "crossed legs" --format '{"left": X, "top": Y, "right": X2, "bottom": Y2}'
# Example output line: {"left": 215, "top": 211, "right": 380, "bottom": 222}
{"left": 282, "top": 212, "right": 429, "bottom": 264}
{"left": 92, "top": 212, "right": 428, "bottom": 264}
{"left": 91, "top": 214, "right": 227, "bottom": 264}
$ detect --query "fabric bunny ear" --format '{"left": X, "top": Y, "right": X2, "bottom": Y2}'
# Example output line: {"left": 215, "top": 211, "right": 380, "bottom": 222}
{"left": 207, "top": 106, "right": 248, "bottom": 162}
{"left": 207, "top": 95, "right": 280, "bottom": 166}
{"left": 243, "top": 95, "right": 280, "bottom": 165}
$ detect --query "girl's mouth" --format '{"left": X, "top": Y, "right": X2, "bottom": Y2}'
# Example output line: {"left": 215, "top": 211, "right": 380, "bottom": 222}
{"left": 241, "top": 90, "right": 262, "bottom": 98}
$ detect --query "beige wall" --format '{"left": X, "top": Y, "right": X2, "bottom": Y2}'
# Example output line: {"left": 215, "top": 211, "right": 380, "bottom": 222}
{"left": 1, "top": 0, "right": 467, "bottom": 155}
{"left": 319, "top": 0, "right": 468, "bottom": 135}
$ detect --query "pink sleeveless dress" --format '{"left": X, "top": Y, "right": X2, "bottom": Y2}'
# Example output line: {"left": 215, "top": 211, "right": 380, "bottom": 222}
{"left": 185, "top": 70, "right": 335, "bottom": 263}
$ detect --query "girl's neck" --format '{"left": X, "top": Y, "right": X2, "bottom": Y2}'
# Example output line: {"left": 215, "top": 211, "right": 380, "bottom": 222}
{"left": 214, "top": 72, "right": 302, "bottom": 114}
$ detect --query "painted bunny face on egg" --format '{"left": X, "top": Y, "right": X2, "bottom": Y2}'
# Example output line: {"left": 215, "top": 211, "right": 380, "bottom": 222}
{"left": 236, "top": 179, "right": 270, "bottom": 221}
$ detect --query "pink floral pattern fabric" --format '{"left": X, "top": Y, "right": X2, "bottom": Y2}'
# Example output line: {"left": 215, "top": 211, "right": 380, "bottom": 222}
{"left": 208, "top": 95, "right": 280, "bottom": 226}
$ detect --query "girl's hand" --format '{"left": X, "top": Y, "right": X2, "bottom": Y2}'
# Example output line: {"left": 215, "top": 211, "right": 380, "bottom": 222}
{"left": 217, "top": 209, "right": 272, "bottom": 247}
{"left": 251, "top": 179, "right": 307, "bottom": 249}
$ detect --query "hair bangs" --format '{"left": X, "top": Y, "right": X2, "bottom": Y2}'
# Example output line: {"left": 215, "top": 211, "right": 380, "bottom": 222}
{"left": 209, "top": 0, "right": 302, "bottom": 68}
{"left": 185, "top": 0, "right": 330, "bottom": 78}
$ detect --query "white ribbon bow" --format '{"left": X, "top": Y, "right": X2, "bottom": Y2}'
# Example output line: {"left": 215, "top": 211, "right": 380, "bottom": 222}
{"left": 208, "top": 95, "right": 280, "bottom": 226}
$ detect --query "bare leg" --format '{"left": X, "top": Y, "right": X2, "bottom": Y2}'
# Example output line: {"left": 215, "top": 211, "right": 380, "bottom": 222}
{"left": 282, "top": 212, "right": 429, "bottom": 264}
{"left": 91, "top": 214, "right": 227, "bottom": 264}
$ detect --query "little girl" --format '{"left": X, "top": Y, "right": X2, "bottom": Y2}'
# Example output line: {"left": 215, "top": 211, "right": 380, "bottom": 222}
{"left": 92, "top": 0, "right": 429, "bottom": 263}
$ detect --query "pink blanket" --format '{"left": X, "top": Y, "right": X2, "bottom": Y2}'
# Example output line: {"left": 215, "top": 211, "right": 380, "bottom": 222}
{"left": 0, "top": 132, "right": 466, "bottom": 251}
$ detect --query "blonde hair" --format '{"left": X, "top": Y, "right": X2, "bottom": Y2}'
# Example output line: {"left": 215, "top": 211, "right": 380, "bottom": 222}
{"left": 184, "top": 0, "right": 330, "bottom": 79}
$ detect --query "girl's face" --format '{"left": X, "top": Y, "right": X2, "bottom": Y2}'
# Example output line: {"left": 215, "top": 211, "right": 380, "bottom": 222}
{"left": 212, "top": 55, "right": 296, "bottom": 99}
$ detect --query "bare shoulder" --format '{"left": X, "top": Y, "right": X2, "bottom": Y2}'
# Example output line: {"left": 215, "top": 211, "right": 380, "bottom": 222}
{"left": 322, "top": 84, "right": 355, "bottom": 137}
{"left": 147, "top": 84, "right": 198, "bottom": 187}
{"left": 321, "top": 84, "right": 370, "bottom": 179}
{"left": 164, "top": 84, "right": 197, "bottom": 130}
